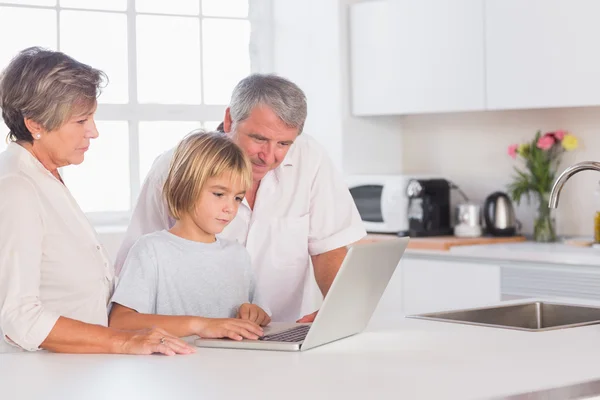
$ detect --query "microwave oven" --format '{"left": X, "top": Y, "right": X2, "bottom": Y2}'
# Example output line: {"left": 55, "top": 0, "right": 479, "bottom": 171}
{"left": 347, "top": 174, "right": 423, "bottom": 234}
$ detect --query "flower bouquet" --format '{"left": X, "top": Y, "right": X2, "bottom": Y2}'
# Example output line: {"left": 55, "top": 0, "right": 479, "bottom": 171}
{"left": 507, "top": 130, "right": 578, "bottom": 242}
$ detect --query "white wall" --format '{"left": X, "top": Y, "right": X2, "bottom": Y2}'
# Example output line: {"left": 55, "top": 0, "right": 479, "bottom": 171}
{"left": 339, "top": 1, "right": 404, "bottom": 174}
{"left": 271, "top": 0, "right": 403, "bottom": 174}
{"left": 272, "top": 0, "right": 600, "bottom": 238}
{"left": 401, "top": 107, "right": 600, "bottom": 237}
{"left": 271, "top": 0, "right": 344, "bottom": 170}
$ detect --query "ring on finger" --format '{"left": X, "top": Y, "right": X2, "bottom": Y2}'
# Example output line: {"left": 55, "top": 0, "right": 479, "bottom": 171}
{"left": 159, "top": 337, "right": 166, "bottom": 345}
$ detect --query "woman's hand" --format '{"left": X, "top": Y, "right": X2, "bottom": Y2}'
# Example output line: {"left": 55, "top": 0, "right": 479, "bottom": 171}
{"left": 192, "top": 317, "right": 264, "bottom": 341}
{"left": 117, "top": 327, "right": 196, "bottom": 356}
{"left": 237, "top": 303, "right": 271, "bottom": 327}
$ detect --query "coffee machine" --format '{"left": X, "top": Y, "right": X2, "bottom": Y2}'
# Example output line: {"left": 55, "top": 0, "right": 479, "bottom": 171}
{"left": 405, "top": 179, "right": 453, "bottom": 237}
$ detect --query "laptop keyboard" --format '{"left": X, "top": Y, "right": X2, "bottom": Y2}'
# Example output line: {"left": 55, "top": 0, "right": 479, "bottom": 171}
{"left": 259, "top": 325, "right": 310, "bottom": 342}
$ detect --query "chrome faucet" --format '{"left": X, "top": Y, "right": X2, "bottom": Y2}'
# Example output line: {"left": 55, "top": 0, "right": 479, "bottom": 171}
{"left": 549, "top": 161, "right": 600, "bottom": 208}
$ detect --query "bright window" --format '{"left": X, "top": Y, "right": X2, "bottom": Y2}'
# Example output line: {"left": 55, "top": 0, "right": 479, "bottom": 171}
{"left": 138, "top": 121, "right": 202, "bottom": 183}
{"left": 136, "top": 15, "right": 202, "bottom": 104}
{"left": 0, "top": 1, "right": 266, "bottom": 225}
{"left": 62, "top": 121, "right": 131, "bottom": 213}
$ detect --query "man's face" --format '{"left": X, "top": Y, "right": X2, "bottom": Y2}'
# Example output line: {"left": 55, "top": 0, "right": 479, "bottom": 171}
{"left": 225, "top": 105, "right": 299, "bottom": 183}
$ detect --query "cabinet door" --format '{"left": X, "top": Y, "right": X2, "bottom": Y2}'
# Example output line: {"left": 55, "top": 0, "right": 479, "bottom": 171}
{"left": 485, "top": 0, "right": 600, "bottom": 109}
{"left": 401, "top": 258, "right": 501, "bottom": 315}
{"left": 349, "top": 0, "right": 485, "bottom": 116}
{"left": 501, "top": 264, "right": 600, "bottom": 301}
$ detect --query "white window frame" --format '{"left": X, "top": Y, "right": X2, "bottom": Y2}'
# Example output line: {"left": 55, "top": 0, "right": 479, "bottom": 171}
{"left": 0, "top": 0, "right": 274, "bottom": 227}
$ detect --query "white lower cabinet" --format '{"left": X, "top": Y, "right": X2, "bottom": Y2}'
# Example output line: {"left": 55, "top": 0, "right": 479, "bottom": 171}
{"left": 399, "top": 258, "right": 502, "bottom": 315}
{"left": 501, "top": 264, "right": 600, "bottom": 302}
{"left": 375, "top": 255, "right": 600, "bottom": 319}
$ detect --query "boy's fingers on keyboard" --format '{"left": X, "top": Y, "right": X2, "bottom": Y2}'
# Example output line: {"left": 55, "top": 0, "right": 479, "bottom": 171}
{"left": 224, "top": 331, "right": 243, "bottom": 341}
{"left": 238, "top": 329, "right": 259, "bottom": 340}
{"left": 225, "top": 326, "right": 257, "bottom": 340}
{"left": 238, "top": 320, "right": 263, "bottom": 336}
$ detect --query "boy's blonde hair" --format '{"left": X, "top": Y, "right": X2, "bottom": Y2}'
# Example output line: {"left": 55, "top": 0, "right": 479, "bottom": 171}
{"left": 163, "top": 130, "right": 252, "bottom": 220}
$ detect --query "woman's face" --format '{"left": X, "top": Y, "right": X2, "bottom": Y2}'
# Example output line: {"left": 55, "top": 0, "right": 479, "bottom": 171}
{"left": 35, "top": 104, "right": 99, "bottom": 168}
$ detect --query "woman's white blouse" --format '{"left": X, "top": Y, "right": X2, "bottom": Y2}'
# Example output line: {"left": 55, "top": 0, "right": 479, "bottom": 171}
{"left": 0, "top": 143, "right": 114, "bottom": 353}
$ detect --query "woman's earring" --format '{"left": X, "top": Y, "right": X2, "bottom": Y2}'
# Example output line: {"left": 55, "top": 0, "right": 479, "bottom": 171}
{"left": 35, "top": 134, "right": 41, "bottom": 140}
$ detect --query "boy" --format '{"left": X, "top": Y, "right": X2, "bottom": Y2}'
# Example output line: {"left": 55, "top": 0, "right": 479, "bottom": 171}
{"left": 109, "top": 131, "right": 270, "bottom": 341}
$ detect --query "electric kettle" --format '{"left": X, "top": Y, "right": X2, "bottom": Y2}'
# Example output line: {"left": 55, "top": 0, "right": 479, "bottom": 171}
{"left": 483, "top": 191, "right": 517, "bottom": 236}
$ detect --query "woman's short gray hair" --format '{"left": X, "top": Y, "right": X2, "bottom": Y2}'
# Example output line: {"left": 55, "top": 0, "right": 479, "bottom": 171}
{"left": 229, "top": 74, "right": 307, "bottom": 134}
{"left": 0, "top": 47, "right": 106, "bottom": 143}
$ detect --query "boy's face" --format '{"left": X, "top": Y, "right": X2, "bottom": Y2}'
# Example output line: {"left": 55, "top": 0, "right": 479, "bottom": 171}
{"left": 190, "top": 173, "right": 246, "bottom": 238}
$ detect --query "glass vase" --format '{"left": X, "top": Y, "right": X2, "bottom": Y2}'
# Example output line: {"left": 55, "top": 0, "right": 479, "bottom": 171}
{"left": 533, "top": 191, "right": 557, "bottom": 242}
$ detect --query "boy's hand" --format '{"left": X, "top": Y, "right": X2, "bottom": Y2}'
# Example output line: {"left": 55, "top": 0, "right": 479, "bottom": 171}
{"left": 192, "top": 318, "right": 263, "bottom": 341}
{"left": 237, "top": 303, "right": 271, "bottom": 326}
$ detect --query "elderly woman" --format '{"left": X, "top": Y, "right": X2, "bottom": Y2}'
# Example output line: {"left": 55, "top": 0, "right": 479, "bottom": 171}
{"left": 0, "top": 47, "right": 194, "bottom": 355}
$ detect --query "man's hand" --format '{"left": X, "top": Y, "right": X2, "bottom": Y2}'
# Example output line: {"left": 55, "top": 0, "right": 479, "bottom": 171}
{"left": 237, "top": 303, "right": 271, "bottom": 326}
{"left": 296, "top": 310, "right": 318, "bottom": 323}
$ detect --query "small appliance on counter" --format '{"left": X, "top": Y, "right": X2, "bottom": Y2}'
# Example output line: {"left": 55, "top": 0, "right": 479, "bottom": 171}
{"left": 346, "top": 174, "right": 433, "bottom": 234}
{"left": 454, "top": 202, "right": 483, "bottom": 238}
{"left": 483, "top": 191, "right": 518, "bottom": 236}
{"left": 405, "top": 178, "right": 454, "bottom": 237}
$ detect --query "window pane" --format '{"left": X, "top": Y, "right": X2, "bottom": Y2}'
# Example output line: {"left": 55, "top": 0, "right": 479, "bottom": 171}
{"left": 137, "top": 15, "right": 201, "bottom": 104}
{"left": 135, "top": 0, "right": 199, "bottom": 15}
{"left": 0, "top": 121, "right": 8, "bottom": 153}
{"left": 1, "top": 0, "right": 55, "bottom": 5}
{"left": 62, "top": 121, "right": 130, "bottom": 212}
{"left": 202, "top": 19, "right": 250, "bottom": 105}
{"left": 138, "top": 121, "right": 201, "bottom": 183}
{"left": 60, "top": 0, "right": 126, "bottom": 11}
{"left": 203, "top": 121, "right": 222, "bottom": 131}
{"left": 60, "top": 11, "right": 128, "bottom": 104}
{"left": 0, "top": 7, "right": 57, "bottom": 70}
{"left": 202, "top": 0, "right": 248, "bottom": 18}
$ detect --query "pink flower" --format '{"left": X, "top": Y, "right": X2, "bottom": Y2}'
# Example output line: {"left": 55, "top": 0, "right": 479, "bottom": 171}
{"left": 508, "top": 144, "right": 518, "bottom": 159}
{"left": 537, "top": 135, "right": 555, "bottom": 150}
{"left": 554, "top": 130, "right": 567, "bottom": 140}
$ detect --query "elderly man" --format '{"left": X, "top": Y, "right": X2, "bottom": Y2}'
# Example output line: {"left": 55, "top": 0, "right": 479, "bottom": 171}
{"left": 115, "top": 74, "right": 366, "bottom": 323}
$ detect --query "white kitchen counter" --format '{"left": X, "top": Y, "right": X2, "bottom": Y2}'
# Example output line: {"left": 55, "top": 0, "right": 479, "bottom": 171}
{"left": 404, "top": 241, "right": 600, "bottom": 267}
{"left": 449, "top": 242, "right": 600, "bottom": 266}
{"left": 3, "top": 299, "right": 600, "bottom": 400}
{"left": 364, "top": 234, "right": 600, "bottom": 267}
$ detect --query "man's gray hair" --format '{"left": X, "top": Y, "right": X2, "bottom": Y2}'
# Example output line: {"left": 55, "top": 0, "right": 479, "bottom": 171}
{"left": 229, "top": 74, "right": 307, "bottom": 134}
{"left": 0, "top": 47, "right": 106, "bottom": 143}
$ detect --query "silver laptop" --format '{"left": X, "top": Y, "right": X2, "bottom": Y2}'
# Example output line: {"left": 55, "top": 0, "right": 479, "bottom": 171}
{"left": 194, "top": 237, "right": 409, "bottom": 352}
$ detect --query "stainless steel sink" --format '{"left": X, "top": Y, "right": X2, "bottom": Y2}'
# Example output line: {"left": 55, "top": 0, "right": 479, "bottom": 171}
{"left": 407, "top": 302, "right": 600, "bottom": 331}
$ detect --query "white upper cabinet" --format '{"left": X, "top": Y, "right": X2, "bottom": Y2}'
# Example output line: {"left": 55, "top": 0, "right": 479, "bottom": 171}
{"left": 349, "top": 0, "right": 485, "bottom": 116}
{"left": 485, "top": 0, "right": 600, "bottom": 110}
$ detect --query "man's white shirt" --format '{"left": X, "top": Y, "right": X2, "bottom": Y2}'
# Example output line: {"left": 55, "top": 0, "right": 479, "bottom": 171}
{"left": 115, "top": 134, "right": 366, "bottom": 322}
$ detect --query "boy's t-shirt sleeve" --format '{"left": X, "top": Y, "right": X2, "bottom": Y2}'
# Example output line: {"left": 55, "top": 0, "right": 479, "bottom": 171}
{"left": 109, "top": 238, "right": 158, "bottom": 314}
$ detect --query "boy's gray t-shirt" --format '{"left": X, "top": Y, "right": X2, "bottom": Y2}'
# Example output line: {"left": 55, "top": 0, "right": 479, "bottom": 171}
{"left": 110, "top": 230, "right": 265, "bottom": 318}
